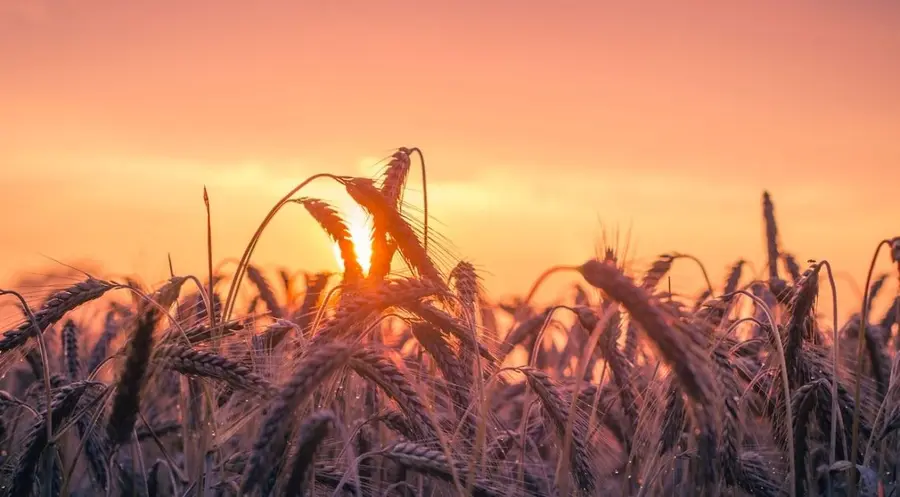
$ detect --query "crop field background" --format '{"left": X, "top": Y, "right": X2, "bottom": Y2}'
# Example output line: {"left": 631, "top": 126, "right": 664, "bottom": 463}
{"left": 0, "top": 149, "right": 897, "bottom": 496}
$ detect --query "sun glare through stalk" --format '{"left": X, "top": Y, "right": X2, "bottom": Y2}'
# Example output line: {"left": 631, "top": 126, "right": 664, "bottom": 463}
{"left": 333, "top": 202, "right": 373, "bottom": 276}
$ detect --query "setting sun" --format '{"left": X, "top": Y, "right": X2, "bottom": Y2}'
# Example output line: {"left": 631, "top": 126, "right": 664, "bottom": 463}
{"left": 333, "top": 202, "right": 374, "bottom": 276}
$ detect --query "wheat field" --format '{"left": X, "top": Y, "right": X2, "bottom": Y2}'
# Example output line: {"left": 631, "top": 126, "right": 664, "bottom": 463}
{"left": 0, "top": 148, "right": 898, "bottom": 497}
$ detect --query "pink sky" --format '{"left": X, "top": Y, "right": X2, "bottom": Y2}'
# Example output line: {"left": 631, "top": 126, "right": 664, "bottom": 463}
{"left": 1, "top": 1, "right": 898, "bottom": 319}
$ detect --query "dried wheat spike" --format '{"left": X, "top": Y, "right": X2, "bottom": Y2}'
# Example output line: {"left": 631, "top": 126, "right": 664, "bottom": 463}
{"left": 712, "top": 343, "right": 743, "bottom": 487}
{"left": 642, "top": 253, "right": 675, "bottom": 289}
{"left": 283, "top": 410, "right": 336, "bottom": 497}
{"left": 151, "top": 276, "right": 189, "bottom": 309}
{"left": 6, "top": 382, "right": 91, "bottom": 497}
{"left": 348, "top": 345, "right": 439, "bottom": 441}
{"left": 404, "top": 301, "right": 495, "bottom": 363}
{"left": 106, "top": 307, "right": 159, "bottom": 448}
{"left": 379, "top": 148, "right": 413, "bottom": 208}
{"left": 245, "top": 264, "right": 284, "bottom": 319}
{"left": 890, "top": 237, "right": 900, "bottom": 263}
{"left": 783, "top": 263, "right": 820, "bottom": 384}
{"left": 782, "top": 252, "right": 803, "bottom": 282}
{"left": 450, "top": 261, "right": 479, "bottom": 326}
{"left": 762, "top": 191, "right": 781, "bottom": 282}
{"left": 411, "top": 323, "right": 471, "bottom": 420}
{"left": 0, "top": 278, "right": 115, "bottom": 353}
{"left": 369, "top": 149, "right": 414, "bottom": 282}
{"left": 817, "top": 460, "right": 879, "bottom": 497}
{"left": 381, "top": 441, "right": 502, "bottom": 497}
{"left": 298, "top": 197, "right": 365, "bottom": 285}
{"left": 345, "top": 177, "right": 448, "bottom": 292}
{"left": 88, "top": 310, "right": 118, "bottom": 374}
{"left": 723, "top": 259, "right": 745, "bottom": 295}
{"left": 577, "top": 258, "right": 721, "bottom": 488}
{"left": 155, "top": 343, "right": 277, "bottom": 397}
{"left": 313, "top": 277, "right": 444, "bottom": 342}
{"left": 522, "top": 367, "right": 595, "bottom": 495}
{"left": 242, "top": 340, "right": 353, "bottom": 493}
{"left": 735, "top": 452, "right": 782, "bottom": 497}
{"left": 62, "top": 319, "right": 81, "bottom": 381}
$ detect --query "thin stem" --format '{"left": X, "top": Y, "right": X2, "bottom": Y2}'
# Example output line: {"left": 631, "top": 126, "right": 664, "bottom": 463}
{"left": 132, "top": 428, "right": 150, "bottom": 497}
{"left": 137, "top": 411, "right": 188, "bottom": 483}
{"left": 223, "top": 173, "right": 345, "bottom": 321}
{"left": 726, "top": 289, "right": 797, "bottom": 497}
{"left": 60, "top": 386, "right": 113, "bottom": 497}
{"left": 671, "top": 252, "right": 715, "bottom": 297}
{"left": 0, "top": 290, "right": 54, "bottom": 448}
{"left": 850, "top": 241, "right": 892, "bottom": 497}
{"left": 815, "top": 260, "right": 841, "bottom": 466}
{"left": 183, "top": 275, "right": 212, "bottom": 329}
{"left": 522, "top": 265, "right": 578, "bottom": 307}
{"left": 526, "top": 305, "right": 582, "bottom": 368}
{"left": 558, "top": 303, "right": 620, "bottom": 496}
{"left": 713, "top": 316, "right": 765, "bottom": 349}
{"left": 51, "top": 384, "right": 109, "bottom": 443}
{"left": 309, "top": 282, "right": 346, "bottom": 336}
{"left": 855, "top": 240, "right": 894, "bottom": 476}
{"left": 203, "top": 186, "right": 217, "bottom": 332}
{"left": 408, "top": 147, "right": 428, "bottom": 253}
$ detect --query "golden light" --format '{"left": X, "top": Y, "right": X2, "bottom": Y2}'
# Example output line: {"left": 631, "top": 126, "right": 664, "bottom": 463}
{"left": 333, "top": 202, "right": 374, "bottom": 276}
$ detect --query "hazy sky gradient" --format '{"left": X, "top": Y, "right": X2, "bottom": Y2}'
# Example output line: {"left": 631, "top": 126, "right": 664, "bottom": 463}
{"left": 2, "top": 1, "right": 898, "bottom": 317}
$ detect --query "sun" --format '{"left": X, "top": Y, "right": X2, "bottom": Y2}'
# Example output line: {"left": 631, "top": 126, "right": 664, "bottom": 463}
{"left": 333, "top": 203, "right": 373, "bottom": 276}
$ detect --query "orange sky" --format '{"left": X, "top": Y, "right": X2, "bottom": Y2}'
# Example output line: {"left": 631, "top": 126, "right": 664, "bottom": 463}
{"left": 1, "top": 1, "right": 898, "bottom": 320}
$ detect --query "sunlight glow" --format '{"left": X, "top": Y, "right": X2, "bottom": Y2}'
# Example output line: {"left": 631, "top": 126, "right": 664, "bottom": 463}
{"left": 333, "top": 203, "right": 374, "bottom": 276}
